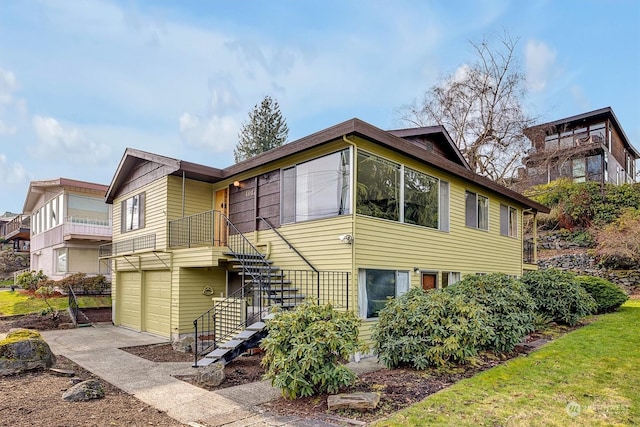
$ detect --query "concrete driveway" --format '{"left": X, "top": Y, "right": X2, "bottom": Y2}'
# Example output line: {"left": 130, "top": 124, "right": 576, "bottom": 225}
{"left": 39, "top": 324, "right": 375, "bottom": 426}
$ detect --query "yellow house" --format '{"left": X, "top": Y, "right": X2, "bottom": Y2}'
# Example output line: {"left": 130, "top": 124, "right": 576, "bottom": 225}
{"left": 102, "top": 118, "right": 548, "bottom": 364}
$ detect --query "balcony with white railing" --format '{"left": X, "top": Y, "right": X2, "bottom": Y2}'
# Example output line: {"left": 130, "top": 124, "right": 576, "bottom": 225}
{"left": 63, "top": 216, "right": 112, "bottom": 241}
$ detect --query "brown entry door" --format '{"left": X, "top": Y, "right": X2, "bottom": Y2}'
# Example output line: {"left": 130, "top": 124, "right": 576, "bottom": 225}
{"left": 214, "top": 188, "right": 228, "bottom": 245}
{"left": 422, "top": 273, "right": 437, "bottom": 291}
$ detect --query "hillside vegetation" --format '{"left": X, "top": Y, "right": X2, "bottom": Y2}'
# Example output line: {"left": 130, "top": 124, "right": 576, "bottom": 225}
{"left": 525, "top": 180, "right": 640, "bottom": 268}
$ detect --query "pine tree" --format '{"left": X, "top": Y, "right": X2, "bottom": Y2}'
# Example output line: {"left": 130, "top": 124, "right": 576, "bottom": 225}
{"left": 234, "top": 96, "right": 289, "bottom": 162}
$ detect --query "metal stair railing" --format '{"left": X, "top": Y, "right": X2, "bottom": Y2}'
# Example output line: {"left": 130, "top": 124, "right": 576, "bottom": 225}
{"left": 192, "top": 212, "right": 272, "bottom": 366}
{"left": 256, "top": 216, "right": 318, "bottom": 273}
{"left": 257, "top": 216, "right": 322, "bottom": 305}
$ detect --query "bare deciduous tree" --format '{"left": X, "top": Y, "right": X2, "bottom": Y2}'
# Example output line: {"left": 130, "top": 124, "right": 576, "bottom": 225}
{"left": 397, "top": 33, "right": 535, "bottom": 187}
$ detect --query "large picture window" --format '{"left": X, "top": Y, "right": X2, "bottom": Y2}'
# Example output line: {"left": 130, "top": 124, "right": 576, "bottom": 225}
{"left": 281, "top": 150, "right": 350, "bottom": 223}
{"left": 356, "top": 152, "right": 400, "bottom": 221}
{"left": 466, "top": 191, "right": 489, "bottom": 230}
{"left": 404, "top": 167, "right": 438, "bottom": 228}
{"left": 358, "top": 269, "right": 409, "bottom": 319}
{"left": 357, "top": 151, "right": 448, "bottom": 231}
{"left": 121, "top": 193, "right": 145, "bottom": 232}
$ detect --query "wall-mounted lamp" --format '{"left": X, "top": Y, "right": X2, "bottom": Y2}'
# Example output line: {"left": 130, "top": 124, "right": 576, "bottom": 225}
{"left": 338, "top": 234, "right": 354, "bottom": 244}
{"left": 413, "top": 267, "right": 420, "bottom": 273}
{"left": 233, "top": 180, "right": 241, "bottom": 188}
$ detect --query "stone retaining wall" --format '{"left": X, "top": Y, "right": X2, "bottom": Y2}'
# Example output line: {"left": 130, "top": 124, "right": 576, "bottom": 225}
{"left": 539, "top": 253, "right": 639, "bottom": 294}
{"left": 0, "top": 250, "right": 29, "bottom": 280}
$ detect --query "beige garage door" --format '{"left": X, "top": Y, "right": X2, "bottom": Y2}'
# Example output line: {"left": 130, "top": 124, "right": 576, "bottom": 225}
{"left": 143, "top": 270, "right": 171, "bottom": 337}
{"left": 118, "top": 271, "right": 142, "bottom": 330}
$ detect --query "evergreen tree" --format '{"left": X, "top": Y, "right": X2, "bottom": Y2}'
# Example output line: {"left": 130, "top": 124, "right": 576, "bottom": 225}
{"left": 234, "top": 96, "right": 289, "bottom": 162}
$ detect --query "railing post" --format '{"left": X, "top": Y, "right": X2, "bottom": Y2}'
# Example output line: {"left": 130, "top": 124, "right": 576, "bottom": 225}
{"left": 192, "top": 319, "right": 198, "bottom": 368}
{"left": 188, "top": 217, "right": 192, "bottom": 248}
{"left": 346, "top": 273, "right": 349, "bottom": 310}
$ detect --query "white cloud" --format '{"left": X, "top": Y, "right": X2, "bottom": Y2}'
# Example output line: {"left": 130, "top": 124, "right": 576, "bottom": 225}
{"left": 0, "top": 67, "right": 18, "bottom": 104}
{"left": 179, "top": 82, "right": 241, "bottom": 153}
{"left": 570, "top": 85, "right": 590, "bottom": 110}
{"left": 0, "top": 66, "right": 27, "bottom": 134}
{"left": 525, "top": 40, "right": 557, "bottom": 92}
{"left": 30, "top": 116, "right": 111, "bottom": 164}
{"left": 0, "top": 153, "right": 28, "bottom": 185}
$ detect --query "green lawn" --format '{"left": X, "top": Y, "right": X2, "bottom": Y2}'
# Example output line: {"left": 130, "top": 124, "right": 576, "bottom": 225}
{"left": 0, "top": 290, "right": 111, "bottom": 316}
{"left": 377, "top": 300, "right": 640, "bottom": 426}
{"left": 0, "top": 278, "right": 14, "bottom": 287}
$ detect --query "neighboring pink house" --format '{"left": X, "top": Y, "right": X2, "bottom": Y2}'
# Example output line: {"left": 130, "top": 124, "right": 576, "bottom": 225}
{"left": 23, "top": 178, "right": 112, "bottom": 281}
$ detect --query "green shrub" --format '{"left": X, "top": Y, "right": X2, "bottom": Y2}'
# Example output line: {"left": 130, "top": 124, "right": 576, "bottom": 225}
{"left": 57, "top": 273, "right": 110, "bottom": 294}
{"left": 520, "top": 269, "right": 597, "bottom": 326}
{"left": 16, "top": 270, "right": 48, "bottom": 291}
{"left": 575, "top": 276, "right": 628, "bottom": 314}
{"left": 526, "top": 180, "right": 640, "bottom": 229}
{"left": 260, "top": 301, "right": 366, "bottom": 399}
{"left": 447, "top": 274, "right": 536, "bottom": 352}
{"left": 372, "top": 288, "right": 488, "bottom": 369}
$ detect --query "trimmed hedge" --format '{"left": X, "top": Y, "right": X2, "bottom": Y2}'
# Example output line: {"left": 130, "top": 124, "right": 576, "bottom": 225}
{"left": 575, "top": 276, "right": 628, "bottom": 314}
{"left": 447, "top": 273, "right": 536, "bottom": 352}
{"left": 372, "top": 288, "right": 488, "bottom": 369}
{"left": 520, "top": 269, "right": 596, "bottom": 326}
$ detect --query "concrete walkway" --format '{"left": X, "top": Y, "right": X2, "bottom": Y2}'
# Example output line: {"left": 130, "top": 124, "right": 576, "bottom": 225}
{"left": 38, "top": 324, "right": 383, "bottom": 427}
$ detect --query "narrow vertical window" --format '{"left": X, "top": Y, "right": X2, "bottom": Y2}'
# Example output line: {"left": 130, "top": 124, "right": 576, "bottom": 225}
{"left": 466, "top": 191, "right": 488, "bottom": 231}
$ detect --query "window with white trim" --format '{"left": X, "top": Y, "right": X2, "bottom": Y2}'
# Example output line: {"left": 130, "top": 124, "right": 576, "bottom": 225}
{"left": 500, "top": 204, "right": 518, "bottom": 237}
{"left": 281, "top": 149, "right": 351, "bottom": 223}
{"left": 441, "top": 271, "right": 460, "bottom": 289}
{"left": 465, "top": 191, "right": 488, "bottom": 230}
{"left": 121, "top": 193, "right": 145, "bottom": 232}
{"left": 55, "top": 248, "right": 67, "bottom": 273}
{"left": 358, "top": 269, "right": 409, "bottom": 319}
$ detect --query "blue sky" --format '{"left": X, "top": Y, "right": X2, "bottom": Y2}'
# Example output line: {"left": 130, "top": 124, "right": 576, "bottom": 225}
{"left": 1, "top": 0, "right": 639, "bottom": 213}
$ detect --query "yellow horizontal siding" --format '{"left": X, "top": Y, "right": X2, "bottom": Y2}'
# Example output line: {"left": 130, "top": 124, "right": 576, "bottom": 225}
{"left": 174, "top": 267, "right": 227, "bottom": 334}
{"left": 112, "top": 177, "right": 169, "bottom": 250}
{"left": 166, "top": 176, "right": 215, "bottom": 220}
{"left": 172, "top": 247, "right": 227, "bottom": 268}
{"left": 255, "top": 216, "right": 353, "bottom": 271}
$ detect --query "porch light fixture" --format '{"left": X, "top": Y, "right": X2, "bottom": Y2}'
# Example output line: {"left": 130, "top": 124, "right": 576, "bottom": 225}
{"left": 233, "top": 180, "right": 241, "bottom": 187}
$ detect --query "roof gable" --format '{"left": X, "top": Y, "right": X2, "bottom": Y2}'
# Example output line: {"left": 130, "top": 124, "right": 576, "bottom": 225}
{"left": 105, "top": 148, "right": 223, "bottom": 203}
{"left": 23, "top": 178, "right": 108, "bottom": 213}
{"left": 387, "top": 126, "right": 470, "bottom": 169}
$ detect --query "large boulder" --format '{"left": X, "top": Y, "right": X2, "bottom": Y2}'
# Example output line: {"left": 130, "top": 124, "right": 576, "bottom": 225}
{"left": 0, "top": 329, "right": 56, "bottom": 376}
{"left": 172, "top": 336, "right": 194, "bottom": 353}
{"left": 62, "top": 379, "right": 105, "bottom": 401}
{"left": 195, "top": 361, "right": 226, "bottom": 387}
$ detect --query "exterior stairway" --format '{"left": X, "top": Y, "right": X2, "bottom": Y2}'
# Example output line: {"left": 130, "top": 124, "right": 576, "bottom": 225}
{"left": 194, "top": 252, "right": 305, "bottom": 367}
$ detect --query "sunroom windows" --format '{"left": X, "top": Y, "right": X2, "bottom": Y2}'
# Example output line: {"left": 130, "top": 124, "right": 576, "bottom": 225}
{"left": 281, "top": 149, "right": 351, "bottom": 223}
{"left": 356, "top": 151, "right": 449, "bottom": 231}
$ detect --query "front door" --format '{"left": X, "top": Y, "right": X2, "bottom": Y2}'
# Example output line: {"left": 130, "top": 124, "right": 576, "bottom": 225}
{"left": 421, "top": 273, "right": 437, "bottom": 291}
{"left": 214, "top": 188, "right": 228, "bottom": 245}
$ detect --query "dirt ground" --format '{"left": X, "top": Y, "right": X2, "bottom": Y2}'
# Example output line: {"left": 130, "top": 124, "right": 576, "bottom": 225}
{"left": 0, "top": 310, "right": 584, "bottom": 426}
